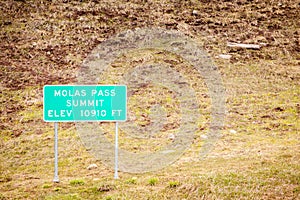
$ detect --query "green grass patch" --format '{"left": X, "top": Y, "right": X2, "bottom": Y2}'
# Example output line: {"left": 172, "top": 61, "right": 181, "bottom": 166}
{"left": 69, "top": 179, "right": 85, "bottom": 186}
{"left": 148, "top": 177, "right": 159, "bottom": 186}
{"left": 168, "top": 181, "right": 180, "bottom": 188}
{"left": 125, "top": 177, "right": 137, "bottom": 184}
{"left": 45, "top": 193, "right": 81, "bottom": 200}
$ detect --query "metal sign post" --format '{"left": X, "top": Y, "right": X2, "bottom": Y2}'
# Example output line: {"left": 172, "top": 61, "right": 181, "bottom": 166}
{"left": 53, "top": 122, "right": 59, "bottom": 183}
{"left": 43, "top": 85, "right": 127, "bottom": 181}
{"left": 114, "top": 122, "right": 119, "bottom": 179}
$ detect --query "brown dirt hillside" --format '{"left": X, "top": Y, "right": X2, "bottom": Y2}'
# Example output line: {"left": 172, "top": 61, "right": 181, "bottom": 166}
{"left": 0, "top": 0, "right": 299, "bottom": 199}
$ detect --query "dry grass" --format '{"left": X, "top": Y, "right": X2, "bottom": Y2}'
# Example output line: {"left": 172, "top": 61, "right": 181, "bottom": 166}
{"left": 1, "top": 0, "right": 299, "bottom": 199}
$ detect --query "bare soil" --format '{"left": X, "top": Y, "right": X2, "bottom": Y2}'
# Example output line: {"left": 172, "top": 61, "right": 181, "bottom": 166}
{"left": 0, "top": 0, "right": 299, "bottom": 199}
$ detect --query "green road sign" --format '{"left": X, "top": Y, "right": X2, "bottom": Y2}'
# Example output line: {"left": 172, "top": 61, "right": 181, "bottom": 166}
{"left": 43, "top": 85, "right": 127, "bottom": 122}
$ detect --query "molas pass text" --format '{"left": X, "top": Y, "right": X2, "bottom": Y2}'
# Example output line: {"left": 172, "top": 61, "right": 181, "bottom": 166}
{"left": 43, "top": 85, "right": 127, "bottom": 122}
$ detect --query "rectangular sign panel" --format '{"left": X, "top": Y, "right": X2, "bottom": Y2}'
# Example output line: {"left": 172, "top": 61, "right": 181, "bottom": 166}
{"left": 43, "top": 85, "right": 127, "bottom": 122}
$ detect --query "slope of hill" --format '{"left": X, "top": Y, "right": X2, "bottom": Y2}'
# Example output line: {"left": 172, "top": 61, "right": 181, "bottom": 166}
{"left": 0, "top": 0, "right": 299, "bottom": 199}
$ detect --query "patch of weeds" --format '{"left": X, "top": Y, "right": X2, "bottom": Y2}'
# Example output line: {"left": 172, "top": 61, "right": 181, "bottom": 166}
{"left": 0, "top": 193, "right": 6, "bottom": 200}
{"left": 42, "top": 183, "right": 52, "bottom": 189}
{"left": 70, "top": 179, "right": 85, "bottom": 186}
{"left": 0, "top": 175, "right": 12, "bottom": 183}
{"left": 148, "top": 177, "right": 159, "bottom": 186}
{"left": 125, "top": 177, "right": 137, "bottom": 184}
{"left": 79, "top": 186, "right": 97, "bottom": 194}
{"left": 168, "top": 181, "right": 180, "bottom": 188}
{"left": 225, "top": 190, "right": 249, "bottom": 199}
{"left": 212, "top": 172, "right": 246, "bottom": 186}
{"left": 105, "top": 196, "right": 113, "bottom": 200}
{"left": 19, "top": 106, "right": 42, "bottom": 123}
{"left": 78, "top": 185, "right": 113, "bottom": 199}
{"left": 45, "top": 193, "right": 81, "bottom": 200}
{"left": 293, "top": 186, "right": 300, "bottom": 194}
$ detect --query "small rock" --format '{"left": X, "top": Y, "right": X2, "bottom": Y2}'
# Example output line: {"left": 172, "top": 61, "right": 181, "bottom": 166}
{"left": 168, "top": 134, "right": 175, "bottom": 140}
{"left": 192, "top": 10, "right": 198, "bottom": 16}
{"left": 87, "top": 164, "right": 98, "bottom": 170}
{"left": 229, "top": 129, "right": 237, "bottom": 134}
{"left": 200, "top": 134, "right": 208, "bottom": 139}
{"left": 259, "top": 42, "right": 268, "bottom": 47}
{"left": 218, "top": 54, "right": 232, "bottom": 59}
